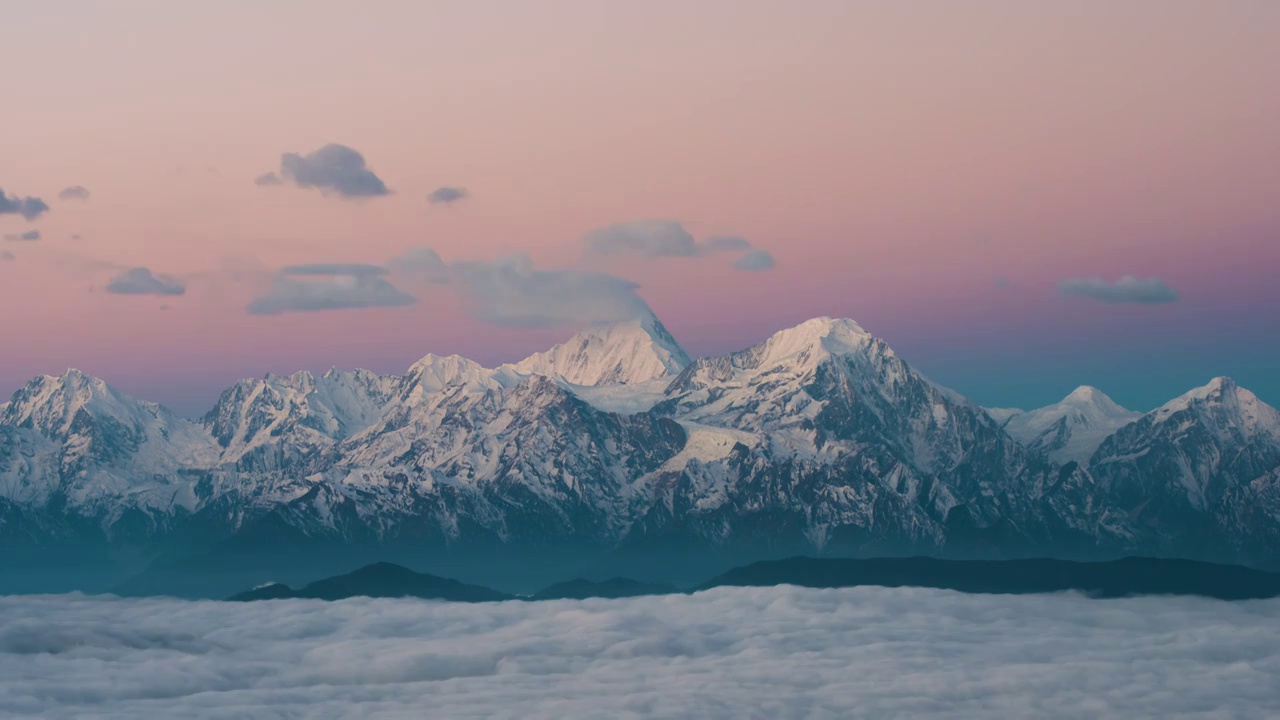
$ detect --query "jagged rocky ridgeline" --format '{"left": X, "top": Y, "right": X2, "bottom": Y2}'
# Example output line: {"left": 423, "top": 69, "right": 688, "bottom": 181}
{"left": 2, "top": 314, "right": 1279, "bottom": 596}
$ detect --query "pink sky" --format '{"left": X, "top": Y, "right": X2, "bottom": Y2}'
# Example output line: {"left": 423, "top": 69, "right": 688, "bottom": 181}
{"left": 1, "top": 0, "right": 1278, "bottom": 414}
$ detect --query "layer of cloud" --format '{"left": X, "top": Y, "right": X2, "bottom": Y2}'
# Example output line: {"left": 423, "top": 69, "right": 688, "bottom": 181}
{"left": 428, "top": 186, "right": 469, "bottom": 205}
{"left": 0, "top": 587, "right": 1276, "bottom": 718}
{"left": 455, "top": 254, "right": 654, "bottom": 327}
{"left": 0, "top": 189, "right": 49, "bottom": 220}
{"left": 260, "top": 144, "right": 390, "bottom": 198}
{"left": 248, "top": 271, "right": 415, "bottom": 315}
{"left": 106, "top": 267, "right": 187, "bottom": 296}
{"left": 1057, "top": 275, "right": 1179, "bottom": 304}
{"left": 4, "top": 230, "right": 40, "bottom": 242}
{"left": 733, "top": 249, "right": 775, "bottom": 272}
{"left": 57, "top": 186, "right": 91, "bottom": 201}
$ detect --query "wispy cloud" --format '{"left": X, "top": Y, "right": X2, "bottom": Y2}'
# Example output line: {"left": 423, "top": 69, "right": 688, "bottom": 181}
{"left": 454, "top": 254, "right": 654, "bottom": 327}
{"left": 387, "top": 247, "right": 451, "bottom": 283}
{"left": 247, "top": 263, "right": 415, "bottom": 315}
{"left": 733, "top": 249, "right": 775, "bottom": 272}
{"left": 4, "top": 230, "right": 41, "bottom": 242}
{"left": 584, "top": 219, "right": 701, "bottom": 258}
{"left": 106, "top": 267, "right": 187, "bottom": 296}
{"left": 582, "top": 219, "right": 775, "bottom": 271}
{"left": 1057, "top": 275, "right": 1178, "bottom": 304}
{"left": 57, "top": 186, "right": 91, "bottom": 201}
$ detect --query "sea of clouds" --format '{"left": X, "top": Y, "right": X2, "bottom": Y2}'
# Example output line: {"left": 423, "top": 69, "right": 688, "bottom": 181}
{"left": 2, "top": 586, "right": 1278, "bottom": 719}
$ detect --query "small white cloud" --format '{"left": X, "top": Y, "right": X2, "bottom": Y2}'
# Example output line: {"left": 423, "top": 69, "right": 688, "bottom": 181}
{"left": 428, "top": 186, "right": 469, "bottom": 205}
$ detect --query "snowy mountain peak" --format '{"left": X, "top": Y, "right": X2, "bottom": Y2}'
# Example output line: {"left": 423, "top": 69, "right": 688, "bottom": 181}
{"left": 0, "top": 369, "right": 158, "bottom": 439}
{"left": 1153, "top": 377, "right": 1279, "bottom": 438}
{"left": 405, "top": 354, "right": 497, "bottom": 396}
{"left": 1059, "top": 386, "right": 1133, "bottom": 416}
{"left": 1003, "top": 385, "right": 1140, "bottom": 465}
{"left": 752, "top": 317, "right": 874, "bottom": 369}
{"left": 511, "top": 316, "right": 691, "bottom": 386}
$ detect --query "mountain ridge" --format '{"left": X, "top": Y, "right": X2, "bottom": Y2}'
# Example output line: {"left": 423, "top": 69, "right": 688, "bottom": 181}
{"left": 3, "top": 314, "right": 1279, "bottom": 596}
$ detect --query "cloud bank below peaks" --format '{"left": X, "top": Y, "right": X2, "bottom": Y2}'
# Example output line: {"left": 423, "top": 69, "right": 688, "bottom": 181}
{"left": 2, "top": 587, "right": 1276, "bottom": 719}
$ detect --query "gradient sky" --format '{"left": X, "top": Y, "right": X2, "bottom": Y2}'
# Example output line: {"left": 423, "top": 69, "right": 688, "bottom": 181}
{"left": 2, "top": 0, "right": 1278, "bottom": 417}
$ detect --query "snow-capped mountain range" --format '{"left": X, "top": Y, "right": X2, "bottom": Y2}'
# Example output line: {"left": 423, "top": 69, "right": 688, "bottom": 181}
{"left": 3, "top": 315, "right": 1279, "bottom": 593}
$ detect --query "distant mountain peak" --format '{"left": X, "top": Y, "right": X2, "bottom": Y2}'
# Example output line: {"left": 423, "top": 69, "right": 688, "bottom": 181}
{"left": 1003, "top": 385, "right": 1140, "bottom": 465}
{"left": 512, "top": 315, "right": 691, "bottom": 386}
{"left": 1060, "top": 385, "right": 1131, "bottom": 414}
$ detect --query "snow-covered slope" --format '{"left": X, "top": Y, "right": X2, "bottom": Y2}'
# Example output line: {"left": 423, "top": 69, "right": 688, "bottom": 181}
{"left": 3, "top": 318, "right": 1280, "bottom": 588}
{"left": 512, "top": 316, "right": 691, "bottom": 386}
{"left": 0, "top": 370, "right": 219, "bottom": 524}
{"left": 1001, "top": 386, "right": 1141, "bottom": 465}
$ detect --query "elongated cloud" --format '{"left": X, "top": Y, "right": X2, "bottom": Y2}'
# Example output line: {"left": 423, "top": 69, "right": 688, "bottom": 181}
{"left": 4, "top": 230, "right": 40, "bottom": 242}
{"left": 584, "top": 219, "right": 701, "bottom": 258}
{"left": 583, "top": 220, "right": 775, "bottom": 271}
{"left": 454, "top": 254, "right": 654, "bottom": 327}
{"left": 0, "top": 251, "right": 14, "bottom": 262}
{"left": 58, "top": 186, "right": 91, "bottom": 201}
{"left": 0, "top": 587, "right": 1275, "bottom": 718}
{"left": 106, "top": 267, "right": 187, "bottom": 296}
{"left": 258, "top": 144, "right": 390, "bottom": 198}
{"left": 428, "top": 186, "right": 469, "bottom": 205}
{"left": 1057, "top": 275, "right": 1178, "bottom": 304}
{"left": 0, "top": 189, "right": 49, "bottom": 221}
{"left": 248, "top": 264, "right": 415, "bottom": 315}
